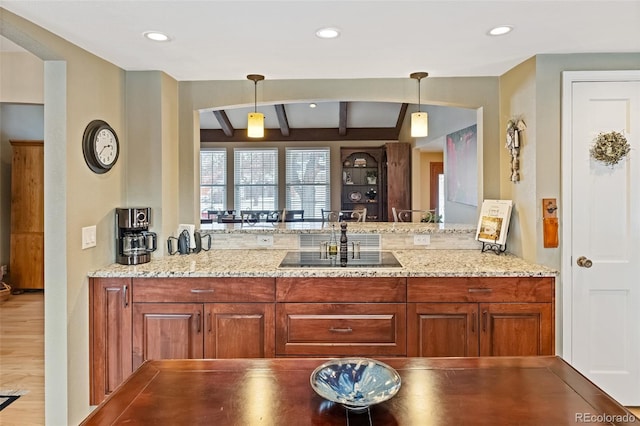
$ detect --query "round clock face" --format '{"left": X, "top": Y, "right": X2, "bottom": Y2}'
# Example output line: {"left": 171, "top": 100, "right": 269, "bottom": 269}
{"left": 83, "top": 120, "right": 119, "bottom": 174}
{"left": 94, "top": 127, "right": 118, "bottom": 167}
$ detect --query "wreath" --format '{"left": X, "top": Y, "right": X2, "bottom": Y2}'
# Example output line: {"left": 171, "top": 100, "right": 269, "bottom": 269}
{"left": 590, "top": 131, "right": 630, "bottom": 166}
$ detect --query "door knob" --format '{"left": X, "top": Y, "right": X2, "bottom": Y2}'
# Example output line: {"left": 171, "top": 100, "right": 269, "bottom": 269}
{"left": 576, "top": 256, "right": 593, "bottom": 268}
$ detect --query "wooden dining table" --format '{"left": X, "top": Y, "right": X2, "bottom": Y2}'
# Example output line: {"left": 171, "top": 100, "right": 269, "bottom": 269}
{"left": 81, "top": 356, "right": 636, "bottom": 426}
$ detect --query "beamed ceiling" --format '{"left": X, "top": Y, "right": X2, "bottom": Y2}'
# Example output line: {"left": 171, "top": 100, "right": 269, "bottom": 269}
{"left": 200, "top": 101, "right": 410, "bottom": 143}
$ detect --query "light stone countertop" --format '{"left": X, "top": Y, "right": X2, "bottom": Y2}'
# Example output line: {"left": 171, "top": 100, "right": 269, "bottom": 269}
{"left": 200, "top": 221, "right": 478, "bottom": 234}
{"left": 88, "top": 249, "right": 557, "bottom": 278}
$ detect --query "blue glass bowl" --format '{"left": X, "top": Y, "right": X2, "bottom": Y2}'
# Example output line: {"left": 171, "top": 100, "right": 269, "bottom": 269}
{"left": 310, "top": 358, "right": 401, "bottom": 412}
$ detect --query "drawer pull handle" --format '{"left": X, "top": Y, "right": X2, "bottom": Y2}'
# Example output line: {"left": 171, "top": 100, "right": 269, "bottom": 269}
{"left": 468, "top": 288, "right": 492, "bottom": 293}
{"left": 190, "top": 289, "right": 215, "bottom": 293}
{"left": 123, "top": 284, "right": 129, "bottom": 307}
{"left": 329, "top": 327, "right": 353, "bottom": 333}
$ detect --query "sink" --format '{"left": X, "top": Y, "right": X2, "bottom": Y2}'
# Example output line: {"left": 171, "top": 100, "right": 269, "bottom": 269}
{"left": 278, "top": 251, "right": 402, "bottom": 268}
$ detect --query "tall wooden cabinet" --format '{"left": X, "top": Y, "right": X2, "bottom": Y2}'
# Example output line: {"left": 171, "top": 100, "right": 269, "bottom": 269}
{"left": 9, "top": 140, "right": 44, "bottom": 290}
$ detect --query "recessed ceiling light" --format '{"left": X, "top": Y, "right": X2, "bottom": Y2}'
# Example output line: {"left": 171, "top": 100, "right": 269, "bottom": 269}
{"left": 143, "top": 31, "right": 170, "bottom": 42}
{"left": 309, "top": 103, "right": 317, "bottom": 108}
{"left": 488, "top": 25, "right": 513, "bottom": 36}
{"left": 315, "top": 27, "right": 340, "bottom": 39}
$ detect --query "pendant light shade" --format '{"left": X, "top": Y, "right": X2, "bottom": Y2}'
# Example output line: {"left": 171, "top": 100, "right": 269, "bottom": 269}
{"left": 410, "top": 72, "right": 429, "bottom": 138}
{"left": 247, "top": 74, "right": 265, "bottom": 138}
{"left": 247, "top": 112, "right": 264, "bottom": 138}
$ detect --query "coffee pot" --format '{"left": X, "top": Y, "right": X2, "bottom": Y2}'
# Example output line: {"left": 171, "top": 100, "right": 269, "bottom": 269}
{"left": 122, "top": 231, "right": 157, "bottom": 256}
{"left": 115, "top": 207, "right": 157, "bottom": 265}
{"left": 167, "top": 229, "right": 211, "bottom": 255}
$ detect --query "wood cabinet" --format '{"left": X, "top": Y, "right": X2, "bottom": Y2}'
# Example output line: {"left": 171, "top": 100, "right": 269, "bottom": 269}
{"left": 9, "top": 140, "right": 44, "bottom": 290}
{"left": 132, "top": 303, "right": 204, "bottom": 369}
{"left": 90, "top": 277, "right": 275, "bottom": 404}
{"left": 131, "top": 277, "right": 275, "bottom": 369}
{"left": 407, "top": 277, "right": 555, "bottom": 357}
{"left": 89, "top": 278, "right": 132, "bottom": 405}
{"left": 275, "top": 277, "right": 407, "bottom": 356}
{"left": 89, "top": 274, "right": 555, "bottom": 404}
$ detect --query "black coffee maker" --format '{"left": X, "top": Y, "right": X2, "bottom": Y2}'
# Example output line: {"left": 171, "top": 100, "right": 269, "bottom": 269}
{"left": 115, "top": 207, "right": 157, "bottom": 265}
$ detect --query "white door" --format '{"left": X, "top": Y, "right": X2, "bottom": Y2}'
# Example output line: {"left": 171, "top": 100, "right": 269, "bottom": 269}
{"left": 562, "top": 71, "right": 640, "bottom": 406}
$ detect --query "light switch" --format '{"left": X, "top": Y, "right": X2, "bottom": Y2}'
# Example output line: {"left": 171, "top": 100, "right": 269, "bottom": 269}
{"left": 82, "top": 225, "right": 97, "bottom": 249}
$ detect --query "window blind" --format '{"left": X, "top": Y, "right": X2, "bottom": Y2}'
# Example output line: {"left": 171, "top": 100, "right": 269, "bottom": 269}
{"left": 234, "top": 148, "right": 278, "bottom": 211}
{"left": 200, "top": 149, "right": 226, "bottom": 217}
{"left": 285, "top": 147, "right": 330, "bottom": 219}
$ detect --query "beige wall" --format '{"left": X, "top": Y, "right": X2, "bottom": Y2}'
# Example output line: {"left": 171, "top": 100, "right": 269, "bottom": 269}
{"left": 0, "top": 51, "right": 43, "bottom": 103}
{"left": 178, "top": 77, "right": 500, "bottom": 224}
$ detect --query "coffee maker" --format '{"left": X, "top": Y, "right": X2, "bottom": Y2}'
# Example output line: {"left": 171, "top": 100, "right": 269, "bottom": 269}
{"left": 115, "top": 207, "right": 157, "bottom": 265}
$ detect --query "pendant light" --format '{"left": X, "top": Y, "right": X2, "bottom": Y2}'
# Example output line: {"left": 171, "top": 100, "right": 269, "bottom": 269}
{"left": 247, "top": 74, "right": 265, "bottom": 138}
{"left": 410, "top": 72, "right": 429, "bottom": 137}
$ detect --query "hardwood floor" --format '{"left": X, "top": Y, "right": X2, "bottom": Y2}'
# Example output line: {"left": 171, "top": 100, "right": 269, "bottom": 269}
{"left": 0, "top": 291, "right": 44, "bottom": 426}
{"left": 0, "top": 291, "right": 637, "bottom": 425}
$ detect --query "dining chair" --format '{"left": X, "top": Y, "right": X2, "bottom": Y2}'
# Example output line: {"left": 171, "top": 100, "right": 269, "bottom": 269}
{"left": 321, "top": 208, "right": 366, "bottom": 225}
{"left": 392, "top": 207, "right": 438, "bottom": 223}
{"left": 283, "top": 209, "right": 305, "bottom": 222}
{"left": 240, "top": 209, "right": 284, "bottom": 227}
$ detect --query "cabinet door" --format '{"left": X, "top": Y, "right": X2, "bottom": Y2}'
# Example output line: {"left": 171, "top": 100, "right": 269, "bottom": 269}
{"left": 407, "top": 303, "right": 479, "bottom": 357}
{"left": 204, "top": 303, "right": 275, "bottom": 358}
{"left": 479, "top": 303, "right": 553, "bottom": 356}
{"left": 133, "top": 303, "right": 204, "bottom": 369}
{"left": 89, "top": 278, "right": 132, "bottom": 405}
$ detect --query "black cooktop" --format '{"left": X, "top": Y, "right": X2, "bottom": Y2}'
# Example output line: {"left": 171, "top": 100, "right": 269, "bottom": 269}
{"left": 278, "top": 251, "right": 402, "bottom": 268}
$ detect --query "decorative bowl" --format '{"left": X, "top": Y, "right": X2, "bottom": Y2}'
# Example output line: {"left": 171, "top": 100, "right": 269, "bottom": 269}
{"left": 310, "top": 358, "right": 401, "bottom": 412}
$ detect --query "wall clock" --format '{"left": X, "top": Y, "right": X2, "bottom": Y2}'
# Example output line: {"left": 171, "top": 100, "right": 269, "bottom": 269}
{"left": 82, "top": 119, "right": 120, "bottom": 174}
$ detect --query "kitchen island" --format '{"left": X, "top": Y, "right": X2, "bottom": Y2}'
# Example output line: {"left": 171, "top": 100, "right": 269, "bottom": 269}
{"left": 88, "top": 224, "right": 558, "bottom": 405}
{"left": 81, "top": 356, "right": 635, "bottom": 426}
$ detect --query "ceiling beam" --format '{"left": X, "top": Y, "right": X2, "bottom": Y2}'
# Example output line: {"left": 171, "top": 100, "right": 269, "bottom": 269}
{"left": 212, "top": 110, "right": 234, "bottom": 137}
{"left": 395, "top": 103, "right": 409, "bottom": 134}
{"left": 339, "top": 102, "right": 348, "bottom": 136}
{"left": 201, "top": 127, "right": 400, "bottom": 143}
{"left": 274, "top": 104, "right": 290, "bottom": 137}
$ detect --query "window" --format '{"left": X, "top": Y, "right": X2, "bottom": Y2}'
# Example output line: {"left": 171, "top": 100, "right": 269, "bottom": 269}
{"left": 200, "top": 149, "right": 226, "bottom": 218}
{"left": 285, "top": 148, "right": 330, "bottom": 219}
{"left": 234, "top": 148, "right": 278, "bottom": 211}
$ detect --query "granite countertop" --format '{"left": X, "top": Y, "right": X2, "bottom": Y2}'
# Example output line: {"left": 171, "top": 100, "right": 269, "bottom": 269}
{"left": 200, "top": 221, "right": 478, "bottom": 234}
{"left": 88, "top": 249, "right": 557, "bottom": 278}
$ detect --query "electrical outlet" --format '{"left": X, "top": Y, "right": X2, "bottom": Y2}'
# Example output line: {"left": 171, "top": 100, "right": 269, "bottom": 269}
{"left": 413, "top": 234, "right": 431, "bottom": 246}
{"left": 82, "top": 225, "right": 97, "bottom": 249}
{"left": 256, "top": 235, "right": 274, "bottom": 247}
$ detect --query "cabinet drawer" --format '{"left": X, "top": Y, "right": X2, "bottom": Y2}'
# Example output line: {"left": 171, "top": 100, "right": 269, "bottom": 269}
{"left": 132, "top": 277, "right": 275, "bottom": 303}
{"left": 276, "top": 277, "right": 406, "bottom": 302}
{"left": 276, "top": 303, "right": 406, "bottom": 356}
{"left": 408, "top": 277, "right": 554, "bottom": 303}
